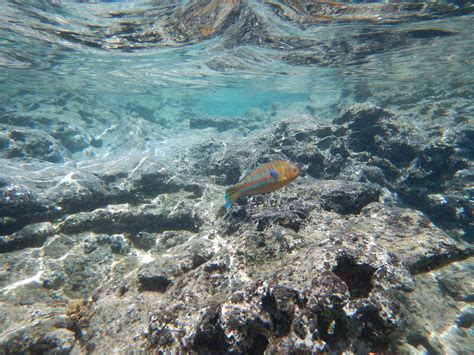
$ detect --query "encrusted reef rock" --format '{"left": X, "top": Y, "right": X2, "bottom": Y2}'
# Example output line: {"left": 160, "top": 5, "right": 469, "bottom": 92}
{"left": 187, "top": 103, "right": 471, "bottom": 239}
{"left": 143, "top": 195, "right": 470, "bottom": 354}
{"left": 0, "top": 104, "right": 472, "bottom": 354}
{"left": 0, "top": 124, "right": 71, "bottom": 163}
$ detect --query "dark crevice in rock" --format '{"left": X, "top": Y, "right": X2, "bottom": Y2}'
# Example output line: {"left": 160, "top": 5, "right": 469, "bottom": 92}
{"left": 320, "top": 183, "right": 381, "bottom": 215}
{"left": 126, "top": 232, "right": 157, "bottom": 250}
{"left": 191, "top": 306, "right": 229, "bottom": 355}
{"left": 59, "top": 207, "right": 201, "bottom": 235}
{"left": 1, "top": 185, "right": 190, "bottom": 236}
{"left": 456, "top": 310, "right": 474, "bottom": 329}
{"left": 0, "top": 222, "right": 54, "bottom": 253}
{"left": 138, "top": 273, "right": 172, "bottom": 293}
{"left": 261, "top": 289, "right": 293, "bottom": 337}
{"left": 221, "top": 206, "right": 248, "bottom": 236}
{"left": 315, "top": 307, "right": 350, "bottom": 348}
{"left": 354, "top": 307, "right": 396, "bottom": 352}
{"left": 247, "top": 334, "right": 269, "bottom": 355}
{"left": 254, "top": 207, "right": 309, "bottom": 233}
{"left": 1, "top": 217, "right": 42, "bottom": 237}
{"left": 406, "top": 333, "right": 440, "bottom": 355}
{"left": 147, "top": 327, "right": 175, "bottom": 349}
{"left": 407, "top": 248, "right": 473, "bottom": 275}
{"left": 1, "top": 166, "right": 204, "bottom": 236}
{"left": 332, "top": 254, "right": 376, "bottom": 298}
{"left": 0, "top": 192, "right": 138, "bottom": 237}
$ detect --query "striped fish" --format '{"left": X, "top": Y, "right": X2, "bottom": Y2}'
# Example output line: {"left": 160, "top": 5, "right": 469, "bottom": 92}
{"left": 225, "top": 160, "right": 300, "bottom": 208}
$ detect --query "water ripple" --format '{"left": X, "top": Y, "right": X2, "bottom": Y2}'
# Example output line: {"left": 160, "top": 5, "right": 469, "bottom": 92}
{"left": 0, "top": 1, "right": 472, "bottom": 94}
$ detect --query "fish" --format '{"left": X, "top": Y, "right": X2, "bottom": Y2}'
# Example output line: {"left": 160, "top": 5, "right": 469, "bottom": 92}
{"left": 225, "top": 160, "right": 300, "bottom": 208}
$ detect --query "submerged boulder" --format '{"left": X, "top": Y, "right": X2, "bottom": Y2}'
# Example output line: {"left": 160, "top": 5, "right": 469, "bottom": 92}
{"left": 0, "top": 125, "right": 70, "bottom": 163}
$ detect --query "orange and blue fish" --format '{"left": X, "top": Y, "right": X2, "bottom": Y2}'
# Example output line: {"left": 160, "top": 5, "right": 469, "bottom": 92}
{"left": 225, "top": 160, "right": 300, "bottom": 208}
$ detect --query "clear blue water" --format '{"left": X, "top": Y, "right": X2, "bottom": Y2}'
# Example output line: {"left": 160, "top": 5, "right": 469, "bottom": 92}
{"left": 0, "top": 1, "right": 473, "bottom": 352}
{"left": 1, "top": 1, "right": 472, "bottom": 130}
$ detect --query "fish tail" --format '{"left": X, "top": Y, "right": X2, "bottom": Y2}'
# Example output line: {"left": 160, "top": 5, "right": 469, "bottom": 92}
{"left": 225, "top": 185, "right": 241, "bottom": 209}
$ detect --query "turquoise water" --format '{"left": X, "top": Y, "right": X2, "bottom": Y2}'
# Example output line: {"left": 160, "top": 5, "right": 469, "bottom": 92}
{"left": 1, "top": 1, "right": 472, "bottom": 129}
{"left": 0, "top": 0, "right": 472, "bottom": 238}
{"left": 0, "top": 1, "right": 473, "bottom": 352}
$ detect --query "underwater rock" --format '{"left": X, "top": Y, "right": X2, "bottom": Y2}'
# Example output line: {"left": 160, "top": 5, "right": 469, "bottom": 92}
{"left": 318, "top": 180, "right": 381, "bottom": 215}
{"left": 396, "top": 140, "right": 469, "bottom": 236}
{"left": 138, "top": 261, "right": 176, "bottom": 292}
{"left": 400, "top": 141, "right": 466, "bottom": 191}
{"left": 334, "top": 103, "right": 418, "bottom": 166}
{"left": 142, "top": 198, "right": 470, "bottom": 353}
{"left": 154, "top": 231, "right": 194, "bottom": 252}
{"left": 0, "top": 182, "right": 48, "bottom": 235}
{"left": 455, "top": 124, "right": 474, "bottom": 159}
{"left": 0, "top": 103, "right": 472, "bottom": 353}
{"left": 51, "top": 125, "right": 90, "bottom": 153}
{"left": 127, "top": 232, "right": 157, "bottom": 251}
{"left": 126, "top": 103, "right": 157, "bottom": 123}
{"left": 0, "top": 113, "right": 37, "bottom": 128}
{"left": 59, "top": 201, "right": 201, "bottom": 235}
{"left": 457, "top": 308, "right": 474, "bottom": 329}
{"left": 46, "top": 170, "right": 108, "bottom": 216}
{"left": 138, "top": 238, "right": 214, "bottom": 293}
{"left": 399, "top": 257, "right": 474, "bottom": 354}
{"left": 179, "top": 103, "right": 471, "bottom": 238}
{"left": 0, "top": 155, "right": 205, "bottom": 236}
{"left": 189, "top": 116, "right": 239, "bottom": 131}
{"left": 0, "top": 321, "right": 76, "bottom": 354}
{"left": 435, "top": 260, "right": 474, "bottom": 302}
{"left": 257, "top": 104, "right": 470, "bottom": 238}
{"left": 185, "top": 239, "right": 215, "bottom": 270}
{"left": 0, "top": 222, "right": 55, "bottom": 253}
{"left": 61, "top": 239, "right": 117, "bottom": 298}
{"left": 0, "top": 161, "right": 110, "bottom": 236}
{"left": 0, "top": 124, "right": 70, "bottom": 163}
{"left": 181, "top": 140, "right": 242, "bottom": 185}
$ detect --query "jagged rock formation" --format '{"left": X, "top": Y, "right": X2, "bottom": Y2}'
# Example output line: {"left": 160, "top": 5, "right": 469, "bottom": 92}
{"left": 1, "top": 104, "right": 472, "bottom": 353}
{"left": 1, "top": 0, "right": 473, "bottom": 352}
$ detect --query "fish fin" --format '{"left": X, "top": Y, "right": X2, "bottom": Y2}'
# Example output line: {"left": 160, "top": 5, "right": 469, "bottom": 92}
{"left": 225, "top": 185, "right": 240, "bottom": 209}
{"left": 225, "top": 194, "right": 233, "bottom": 209}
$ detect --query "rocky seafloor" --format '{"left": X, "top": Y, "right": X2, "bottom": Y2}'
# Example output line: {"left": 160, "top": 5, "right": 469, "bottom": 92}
{"left": 0, "top": 101, "right": 472, "bottom": 353}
